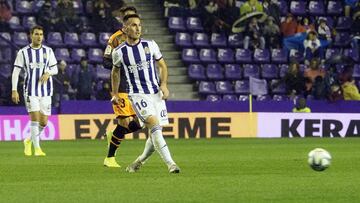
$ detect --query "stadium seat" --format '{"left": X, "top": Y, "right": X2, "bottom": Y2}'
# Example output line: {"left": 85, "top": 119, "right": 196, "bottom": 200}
{"left": 279, "top": 64, "right": 289, "bottom": 78}
{"left": 261, "top": 64, "right": 278, "bottom": 79}
{"left": 186, "top": 17, "right": 204, "bottom": 32}
{"left": 333, "top": 32, "right": 351, "bottom": 47}
{"left": 88, "top": 48, "right": 103, "bottom": 63}
{"left": 192, "top": 32, "right": 210, "bottom": 48}
{"left": 16, "top": 0, "right": 33, "bottom": 15}
{"left": 353, "top": 64, "right": 360, "bottom": 78}
{"left": 199, "top": 48, "right": 217, "bottom": 63}
{"left": 71, "top": 48, "right": 86, "bottom": 62}
{"left": 243, "top": 64, "right": 260, "bottom": 78}
{"left": 22, "top": 16, "right": 37, "bottom": 30}
{"left": 234, "top": 80, "right": 249, "bottom": 94}
{"left": 256, "top": 95, "right": 271, "bottom": 101}
{"left": 344, "top": 48, "right": 360, "bottom": 62}
{"left": 325, "top": 48, "right": 341, "bottom": 60}
{"left": 224, "top": 64, "right": 242, "bottom": 80}
{"left": 273, "top": 94, "right": 288, "bottom": 101}
{"left": 73, "top": 0, "right": 84, "bottom": 14}
{"left": 290, "top": 1, "right": 307, "bottom": 16}
{"left": 327, "top": 1, "right": 343, "bottom": 16}
{"left": 278, "top": 0, "right": 289, "bottom": 16}
{"left": 0, "top": 47, "right": 11, "bottom": 63}
{"left": 80, "top": 32, "right": 98, "bottom": 47}
{"left": 336, "top": 17, "right": 352, "bottom": 30}
{"left": 309, "top": 1, "right": 325, "bottom": 15}
{"left": 239, "top": 95, "right": 249, "bottom": 101}
{"left": 0, "top": 32, "right": 11, "bottom": 46}
{"left": 0, "top": 64, "right": 12, "bottom": 78}
{"left": 271, "top": 79, "right": 287, "bottom": 94}
{"left": 55, "top": 48, "right": 71, "bottom": 62}
{"left": 206, "top": 94, "right": 221, "bottom": 102}
{"left": 211, "top": 33, "right": 227, "bottom": 47}
{"left": 199, "top": 81, "right": 216, "bottom": 94}
{"left": 216, "top": 81, "right": 234, "bottom": 94}
{"left": 9, "top": 16, "right": 24, "bottom": 31}
{"left": 218, "top": 48, "right": 234, "bottom": 64}
{"left": 96, "top": 65, "right": 111, "bottom": 80}
{"left": 228, "top": 33, "right": 242, "bottom": 48}
{"left": 47, "top": 32, "right": 64, "bottom": 47}
{"left": 223, "top": 94, "right": 238, "bottom": 101}
{"left": 206, "top": 64, "right": 224, "bottom": 80}
{"left": 66, "top": 64, "right": 79, "bottom": 76}
{"left": 168, "top": 17, "right": 186, "bottom": 32}
{"left": 235, "top": 49, "right": 252, "bottom": 63}
{"left": 13, "top": 32, "right": 29, "bottom": 47}
{"left": 271, "top": 49, "right": 288, "bottom": 64}
{"left": 99, "top": 32, "right": 111, "bottom": 47}
{"left": 182, "top": 48, "right": 200, "bottom": 63}
{"left": 175, "top": 32, "right": 192, "bottom": 47}
{"left": 254, "top": 49, "right": 270, "bottom": 63}
{"left": 188, "top": 64, "right": 206, "bottom": 80}
{"left": 64, "top": 32, "right": 81, "bottom": 47}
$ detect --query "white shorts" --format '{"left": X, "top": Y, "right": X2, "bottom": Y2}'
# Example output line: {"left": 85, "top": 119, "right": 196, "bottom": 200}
{"left": 25, "top": 96, "right": 52, "bottom": 116}
{"left": 128, "top": 91, "right": 169, "bottom": 126}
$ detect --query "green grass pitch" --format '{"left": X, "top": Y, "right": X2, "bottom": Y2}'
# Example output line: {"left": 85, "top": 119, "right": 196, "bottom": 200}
{"left": 1, "top": 138, "right": 360, "bottom": 203}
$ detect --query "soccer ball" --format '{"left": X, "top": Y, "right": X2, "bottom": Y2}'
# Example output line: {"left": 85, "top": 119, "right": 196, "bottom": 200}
{"left": 308, "top": 148, "right": 331, "bottom": 171}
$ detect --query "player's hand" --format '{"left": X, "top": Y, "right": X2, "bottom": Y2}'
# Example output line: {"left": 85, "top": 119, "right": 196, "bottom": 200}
{"left": 11, "top": 90, "right": 20, "bottom": 104}
{"left": 39, "top": 72, "right": 50, "bottom": 84}
{"left": 160, "top": 84, "right": 169, "bottom": 100}
{"left": 111, "top": 94, "right": 120, "bottom": 104}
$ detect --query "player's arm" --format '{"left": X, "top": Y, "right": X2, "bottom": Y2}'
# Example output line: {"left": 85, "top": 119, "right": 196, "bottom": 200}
{"left": 156, "top": 58, "right": 169, "bottom": 100}
{"left": 103, "top": 44, "right": 113, "bottom": 70}
{"left": 40, "top": 49, "right": 58, "bottom": 84}
{"left": 11, "top": 50, "right": 24, "bottom": 104}
{"left": 111, "top": 65, "right": 121, "bottom": 104}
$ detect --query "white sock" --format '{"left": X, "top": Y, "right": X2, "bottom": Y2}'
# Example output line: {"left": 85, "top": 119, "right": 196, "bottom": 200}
{"left": 138, "top": 137, "right": 155, "bottom": 163}
{"left": 38, "top": 125, "right": 45, "bottom": 147}
{"left": 150, "top": 125, "right": 175, "bottom": 167}
{"left": 30, "top": 121, "right": 40, "bottom": 148}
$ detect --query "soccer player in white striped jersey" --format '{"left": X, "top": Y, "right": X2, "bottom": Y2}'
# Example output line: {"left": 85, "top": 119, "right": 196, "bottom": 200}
{"left": 111, "top": 14, "right": 180, "bottom": 173}
{"left": 11, "top": 25, "right": 58, "bottom": 156}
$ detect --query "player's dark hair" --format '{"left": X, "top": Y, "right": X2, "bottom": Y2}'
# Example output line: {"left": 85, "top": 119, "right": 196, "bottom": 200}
{"left": 123, "top": 14, "right": 141, "bottom": 23}
{"left": 120, "top": 6, "right": 137, "bottom": 14}
{"left": 30, "top": 25, "right": 44, "bottom": 34}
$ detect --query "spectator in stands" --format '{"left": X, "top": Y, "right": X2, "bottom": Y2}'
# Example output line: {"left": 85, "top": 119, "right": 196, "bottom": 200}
{"left": 311, "top": 76, "right": 327, "bottom": 100}
{"left": 296, "top": 17, "right": 315, "bottom": 33}
{"left": 281, "top": 13, "right": 297, "bottom": 37}
{"left": 351, "top": 2, "right": 360, "bottom": 49}
{"left": 304, "top": 58, "right": 326, "bottom": 94}
{"left": 292, "top": 98, "right": 311, "bottom": 113}
{"left": 0, "top": 0, "right": 12, "bottom": 32}
{"left": 262, "top": 0, "right": 280, "bottom": 25}
{"left": 317, "top": 18, "right": 332, "bottom": 43}
{"left": 37, "top": 0, "right": 60, "bottom": 32}
{"left": 345, "top": 0, "right": 359, "bottom": 17}
{"left": 240, "top": 0, "right": 263, "bottom": 16}
{"left": 96, "top": 81, "right": 111, "bottom": 100}
{"left": 54, "top": 60, "right": 72, "bottom": 102}
{"left": 200, "top": 0, "right": 230, "bottom": 33}
{"left": 75, "top": 57, "right": 94, "bottom": 100}
{"left": 92, "top": 0, "right": 119, "bottom": 32}
{"left": 340, "top": 66, "right": 360, "bottom": 100}
{"left": 263, "top": 16, "right": 280, "bottom": 48}
{"left": 282, "top": 61, "right": 306, "bottom": 97}
{"left": 304, "top": 31, "right": 324, "bottom": 64}
{"left": 243, "top": 17, "right": 265, "bottom": 49}
{"left": 323, "top": 66, "right": 343, "bottom": 102}
{"left": 57, "top": 0, "right": 81, "bottom": 32}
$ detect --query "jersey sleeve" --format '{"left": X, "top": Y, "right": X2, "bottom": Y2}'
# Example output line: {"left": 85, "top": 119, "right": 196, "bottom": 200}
{"left": 48, "top": 48, "right": 58, "bottom": 67}
{"left": 151, "top": 40, "right": 163, "bottom": 61}
{"left": 14, "top": 50, "right": 25, "bottom": 69}
{"left": 112, "top": 49, "right": 122, "bottom": 68}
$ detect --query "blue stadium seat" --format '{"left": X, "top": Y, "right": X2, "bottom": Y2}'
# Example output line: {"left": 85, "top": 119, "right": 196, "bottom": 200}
{"left": 199, "top": 48, "right": 217, "bottom": 63}
{"left": 243, "top": 64, "right": 260, "bottom": 78}
{"left": 192, "top": 32, "right": 210, "bottom": 48}
{"left": 254, "top": 48, "right": 270, "bottom": 63}
{"left": 175, "top": 32, "right": 192, "bottom": 47}
{"left": 239, "top": 95, "right": 249, "bottom": 101}
{"left": 211, "top": 33, "right": 227, "bottom": 47}
{"left": 223, "top": 94, "right": 238, "bottom": 101}
{"left": 224, "top": 64, "right": 242, "bottom": 80}
{"left": 309, "top": 1, "right": 325, "bottom": 15}
{"left": 188, "top": 64, "right": 206, "bottom": 80}
{"left": 16, "top": 0, "right": 33, "bottom": 15}
{"left": 182, "top": 48, "right": 200, "bottom": 63}
{"left": 336, "top": 17, "right": 352, "bottom": 30}
{"left": 327, "top": 1, "right": 343, "bottom": 16}
{"left": 47, "top": 32, "right": 64, "bottom": 48}
{"left": 71, "top": 48, "right": 86, "bottom": 62}
{"left": 186, "top": 17, "right": 203, "bottom": 32}
{"left": 22, "top": 16, "right": 36, "bottom": 30}
{"left": 199, "top": 81, "right": 216, "bottom": 94}
{"left": 261, "top": 64, "right": 278, "bottom": 79}
{"left": 206, "top": 94, "right": 221, "bottom": 102}
{"left": 13, "top": 32, "right": 29, "bottom": 47}
{"left": 98, "top": 32, "right": 111, "bottom": 47}
{"left": 88, "top": 48, "right": 103, "bottom": 63}
{"left": 168, "top": 17, "right": 186, "bottom": 32}
{"left": 9, "top": 16, "right": 24, "bottom": 31}
{"left": 271, "top": 49, "right": 288, "bottom": 64}
{"left": 234, "top": 80, "right": 249, "bottom": 94}
{"left": 0, "top": 32, "right": 11, "bottom": 46}
{"left": 228, "top": 33, "right": 242, "bottom": 48}
{"left": 206, "top": 64, "right": 224, "bottom": 80}
{"left": 217, "top": 48, "right": 234, "bottom": 64}
{"left": 64, "top": 32, "right": 81, "bottom": 47}
{"left": 235, "top": 49, "right": 252, "bottom": 63}
{"left": 216, "top": 81, "right": 233, "bottom": 94}
{"left": 55, "top": 48, "right": 72, "bottom": 62}
{"left": 290, "top": 1, "right": 307, "bottom": 16}
{"left": 80, "top": 32, "right": 98, "bottom": 47}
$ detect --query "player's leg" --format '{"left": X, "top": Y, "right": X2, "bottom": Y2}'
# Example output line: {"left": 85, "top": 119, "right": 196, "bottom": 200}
{"left": 24, "top": 96, "right": 41, "bottom": 156}
{"left": 126, "top": 136, "right": 155, "bottom": 172}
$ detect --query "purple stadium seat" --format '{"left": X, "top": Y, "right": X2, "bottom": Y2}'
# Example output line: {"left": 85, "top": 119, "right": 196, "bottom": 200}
{"left": 323, "top": 17, "right": 335, "bottom": 28}
{"left": 239, "top": 95, "right": 249, "bottom": 101}
{"left": 223, "top": 94, "right": 238, "bottom": 101}
{"left": 80, "top": 32, "right": 98, "bottom": 47}
{"left": 168, "top": 17, "right": 186, "bottom": 32}
{"left": 47, "top": 32, "right": 63, "bottom": 47}
{"left": 235, "top": 49, "right": 252, "bottom": 63}
{"left": 199, "top": 48, "right": 217, "bottom": 63}
{"left": 279, "top": 64, "right": 289, "bottom": 78}
{"left": 0, "top": 64, "right": 12, "bottom": 78}
{"left": 9, "top": 16, "right": 24, "bottom": 31}
{"left": 344, "top": 48, "right": 360, "bottom": 62}
{"left": 234, "top": 80, "right": 249, "bottom": 94}
{"left": 309, "top": 1, "right": 325, "bottom": 15}
{"left": 256, "top": 95, "right": 271, "bottom": 101}
{"left": 290, "top": 1, "right": 307, "bottom": 16}
{"left": 352, "top": 64, "right": 360, "bottom": 78}
{"left": 55, "top": 48, "right": 71, "bottom": 62}
{"left": 66, "top": 64, "right": 79, "bottom": 76}
{"left": 254, "top": 49, "right": 270, "bottom": 63}
{"left": 333, "top": 32, "right": 351, "bottom": 47}
{"left": 273, "top": 94, "right": 288, "bottom": 101}
{"left": 206, "top": 94, "right": 221, "bottom": 102}
{"left": 216, "top": 81, "right": 233, "bottom": 94}
{"left": 336, "top": 17, "right": 352, "bottom": 30}
{"left": 73, "top": 0, "right": 84, "bottom": 14}
{"left": 188, "top": 64, "right": 206, "bottom": 80}
{"left": 271, "top": 79, "right": 286, "bottom": 94}
{"left": 71, "top": 48, "right": 86, "bottom": 62}
{"left": 13, "top": 32, "right": 29, "bottom": 47}
{"left": 243, "top": 64, "right": 260, "bottom": 78}
{"left": 327, "top": 1, "right": 343, "bottom": 16}
{"left": 225, "top": 64, "right": 242, "bottom": 80}
{"left": 64, "top": 32, "right": 81, "bottom": 47}
{"left": 175, "top": 32, "right": 192, "bottom": 47}
{"left": 325, "top": 48, "right": 340, "bottom": 60}
{"left": 206, "top": 64, "right": 224, "bottom": 80}
{"left": 192, "top": 32, "right": 210, "bottom": 48}
{"left": 186, "top": 17, "right": 204, "bottom": 32}
{"left": 211, "top": 33, "right": 227, "bottom": 47}
{"left": 279, "top": 0, "right": 289, "bottom": 16}
{"left": 218, "top": 48, "right": 234, "bottom": 64}
{"left": 271, "top": 49, "right": 288, "bottom": 64}
{"left": 16, "top": 0, "right": 32, "bottom": 14}
{"left": 261, "top": 64, "right": 278, "bottom": 79}
{"left": 96, "top": 65, "right": 111, "bottom": 80}
{"left": 228, "top": 33, "right": 242, "bottom": 48}
{"left": 182, "top": 48, "right": 200, "bottom": 63}
{"left": 99, "top": 32, "right": 111, "bottom": 47}
{"left": 22, "top": 16, "right": 37, "bottom": 30}
{"left": 199, "top": 81, "right": 216, "bottom": 94}
{"left": 88, "top": 48, "right": 103, "bottom": 63}
{"left": 0, "top": 47, "right": 11, "bottom": 63}
{"left": 0, "top": 32, "right": 11, "bottom": 46}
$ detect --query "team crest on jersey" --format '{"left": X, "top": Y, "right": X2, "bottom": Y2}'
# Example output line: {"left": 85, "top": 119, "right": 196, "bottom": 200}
{"left": 144, "top": 47, "right": 150, "bottom": 55}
